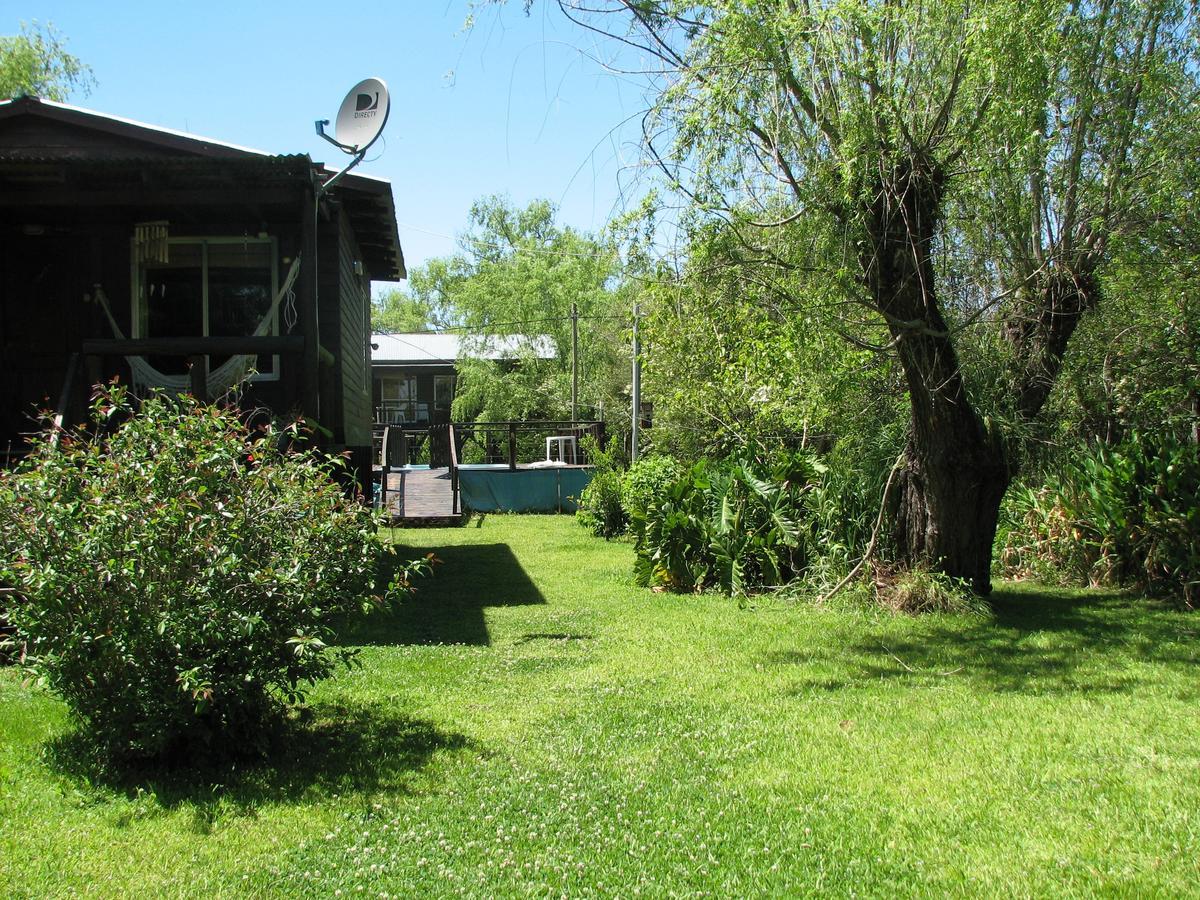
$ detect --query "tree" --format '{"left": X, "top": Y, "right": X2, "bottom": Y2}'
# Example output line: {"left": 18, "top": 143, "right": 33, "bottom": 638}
{"left": 636, "top": 221, "right": 902, "bottom": 463}
{"left": 534, "top": 0, "right": 1194, "bottom": 592}
{"left": 0, "top": 22, "right": 93, "bottom": 101}
{"left": 965, "top": 0, "right": 1194, "bottom": 435}
{"left": 1043, "top": 113, "right": 1200, "bottom": 450}
{"left": 406, "top": 196, "right": 630, "bottom": 424}
{"left": 371, "top": 287, "right": 438, "bottom": 333}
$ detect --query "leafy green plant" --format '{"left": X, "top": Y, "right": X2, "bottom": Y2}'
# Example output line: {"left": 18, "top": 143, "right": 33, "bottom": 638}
{"left": 631, "top": 461, "right": 716, "bottom": 591}
{"left": 576, "top": 436, "right": 627, "bottom": 538}
{"left": 0, "top": 385, "right": 428, "bottom": 761}
{"left": 999, "top": 434, "right": 1199, "bottom": 606}
{"left": 620, "top": 455, "right": 681, "bottom": 521}
{"left": 631, "top": 451, "right": 822, "bottom": 595}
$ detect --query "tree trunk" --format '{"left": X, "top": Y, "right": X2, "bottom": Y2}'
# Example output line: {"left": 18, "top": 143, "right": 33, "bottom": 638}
{"left": 1006, "top": 269, "right": 1101, "bottom": 426}
{"left": 891, "top": 419, "right": 1010, "bottom": 594}
{"left": 1192, "top": 388, "right": 1200, "bottom": 446}
{"left": 862, "top": 157, "right": 1010, "bottom": 593}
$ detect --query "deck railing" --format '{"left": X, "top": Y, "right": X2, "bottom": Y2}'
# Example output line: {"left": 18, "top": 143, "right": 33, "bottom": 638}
{"left": 374, "top": 400, "right": 437, "bottom": 425}
{"left": 443, "top": 421, "right": 604, "bottom": 471}
{"left": 448, "top": 423, "right": 461, "bottom": 514}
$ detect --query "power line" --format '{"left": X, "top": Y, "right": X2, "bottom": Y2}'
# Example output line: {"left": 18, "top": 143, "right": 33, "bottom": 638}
{"left": 396, "top": 219, "right": 622, "bottom": 266}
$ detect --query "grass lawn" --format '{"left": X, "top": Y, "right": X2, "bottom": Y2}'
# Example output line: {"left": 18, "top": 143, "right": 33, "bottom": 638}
{"left": 2, "top": 514, "right": 1198, "bottom": 897}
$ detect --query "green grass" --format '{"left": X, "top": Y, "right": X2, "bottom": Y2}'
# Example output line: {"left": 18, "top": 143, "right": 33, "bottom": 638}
{"left": 2, "top": 514, "right": 1198, "bottom": 897}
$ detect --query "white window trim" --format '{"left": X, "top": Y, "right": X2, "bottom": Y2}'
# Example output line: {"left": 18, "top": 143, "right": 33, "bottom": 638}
{"left": 130, "top": 235, "right": 280, "bottom": 381}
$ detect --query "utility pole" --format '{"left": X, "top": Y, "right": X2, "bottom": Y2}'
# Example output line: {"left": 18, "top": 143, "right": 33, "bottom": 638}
{"left": 571, "top": 301, "right": 579, "bottom": 422}
{"left": 631, "top": 302, "right": 641, "bottom": 463}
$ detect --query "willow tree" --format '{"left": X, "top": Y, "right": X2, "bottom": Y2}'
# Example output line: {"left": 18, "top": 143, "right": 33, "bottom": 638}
{"left": 0, "top": 22, "right": 93, "bottom": 101}
{"left": 404, "top": 196, "right": 630, "bottom": 424}
{"left": 535, "top": 0, "right": 1193, "bottom": 592}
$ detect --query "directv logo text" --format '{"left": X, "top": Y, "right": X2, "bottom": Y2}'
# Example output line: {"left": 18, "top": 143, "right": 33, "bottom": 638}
{"left": 354, "top": 92, "right": 379, "bottom": 119}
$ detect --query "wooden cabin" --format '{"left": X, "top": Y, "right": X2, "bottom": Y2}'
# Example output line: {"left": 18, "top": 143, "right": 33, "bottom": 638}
{"left": 371, "top": 333, "right": 460, "bottom": 427}
{"left": 0, "top": 96, "right": 404, "bottom": 491}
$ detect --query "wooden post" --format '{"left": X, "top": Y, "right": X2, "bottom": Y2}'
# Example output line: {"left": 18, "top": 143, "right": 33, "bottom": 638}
{"left": 188, "top": 355, "right": 208, "bottom": 402}
{"left": 571, "top": 301, "right": 578, "bottom": 422}
{"left": 631, "top": 303, "right": 641, "bottom": 463}
{"left": 508, "top": 422, "right": 517, "bottom": 472}
{"left": 300, "top": 185, "right": 321, "bottom": 429}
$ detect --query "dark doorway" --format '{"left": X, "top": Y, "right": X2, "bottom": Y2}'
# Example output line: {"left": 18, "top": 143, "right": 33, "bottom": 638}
{"left": 0, "top": 232, "right": 91, "bottom": 450}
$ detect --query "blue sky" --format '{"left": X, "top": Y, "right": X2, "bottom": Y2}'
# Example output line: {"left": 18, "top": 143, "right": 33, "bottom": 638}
{"left": 13, "top": 2, "right": 650, "bottom": 282}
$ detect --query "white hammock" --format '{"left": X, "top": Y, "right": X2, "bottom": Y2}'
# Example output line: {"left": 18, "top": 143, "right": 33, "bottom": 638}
{"left": 92, "top": 255, "right": 301, "bottom": 398}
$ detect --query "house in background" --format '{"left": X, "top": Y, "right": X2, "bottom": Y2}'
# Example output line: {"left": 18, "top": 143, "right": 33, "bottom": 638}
{"left": 0, "top": 96, "right": 404, "bottom": 490}
{"left": 371, "top": 332, "right": 556, "bottom": 427}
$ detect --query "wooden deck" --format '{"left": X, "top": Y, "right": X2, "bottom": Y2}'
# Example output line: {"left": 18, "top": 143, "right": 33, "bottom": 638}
{"left": 380, "top": 468, "right": 462, "bottom": 527}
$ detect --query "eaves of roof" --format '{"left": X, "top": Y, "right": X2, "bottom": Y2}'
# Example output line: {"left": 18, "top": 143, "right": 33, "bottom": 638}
{"left": 0, "top": 96, "right": 405, "bottom": 280}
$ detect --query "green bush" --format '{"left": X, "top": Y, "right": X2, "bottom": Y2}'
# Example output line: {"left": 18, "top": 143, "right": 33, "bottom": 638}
{"left": 620, "top": 455, "right": 681, "bottom": 521}
{"left": 0, "top": 386, "right": 426, "bottom": 761}
{"left": 631, "top": 451, "right": 822, "bottom": 595}
{"left": 999, "top": 434, "right": 1199, "bottom": 606}
{"left": 576, "top": 436, "right": 628, "bottom": 538}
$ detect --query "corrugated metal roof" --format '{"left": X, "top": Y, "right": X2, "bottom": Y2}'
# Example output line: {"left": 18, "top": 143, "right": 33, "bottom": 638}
{"left": 0, "top": 97, "right": 406, "bottom": 281}
{"left": 372, "top": 332, "right": 558, "bottom": 364}
{"left": 0, "top": 96, "right": 275, "bottom": 156}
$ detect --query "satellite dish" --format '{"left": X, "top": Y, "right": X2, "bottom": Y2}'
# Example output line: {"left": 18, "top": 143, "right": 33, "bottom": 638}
{"left": 316, "top": 77, "right": 390, "bottom": 156}
{"left": 334, "top": 77, "right": 390, "bottom": 152}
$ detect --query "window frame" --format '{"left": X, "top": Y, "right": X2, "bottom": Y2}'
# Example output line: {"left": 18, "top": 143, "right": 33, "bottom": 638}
{"left": 434, "top": 374, "right": 455, "bottom": 410}
{"left": 131, "top": 235, "right": 280, "bottom": 381}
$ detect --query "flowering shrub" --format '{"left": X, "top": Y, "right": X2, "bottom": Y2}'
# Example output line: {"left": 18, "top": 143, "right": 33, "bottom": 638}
{"left": 0, "top": 385, "right": 427, "bottom": 761}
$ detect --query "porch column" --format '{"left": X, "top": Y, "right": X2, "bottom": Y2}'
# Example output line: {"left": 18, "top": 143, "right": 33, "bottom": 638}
{"left": 299, "top": 183, "right": 321, "bottom": 427}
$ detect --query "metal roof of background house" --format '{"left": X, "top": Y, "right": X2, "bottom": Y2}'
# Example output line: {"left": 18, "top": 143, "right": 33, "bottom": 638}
{"left": 371, "top": 332, "right": 558, "bottom": 366}
{"left": 0, "top": 96, "right": 405, "bottom": 280}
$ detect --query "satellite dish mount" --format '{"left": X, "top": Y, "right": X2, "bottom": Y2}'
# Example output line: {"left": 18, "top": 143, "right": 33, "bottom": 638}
{"left": 315, "top": 77, "right": 390, "bottom": 195}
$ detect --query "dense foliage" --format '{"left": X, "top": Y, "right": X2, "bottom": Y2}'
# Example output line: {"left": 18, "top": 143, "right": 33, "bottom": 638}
{"left": 531, "top": 0, "right": 1199, "bottom": 593}
{"left": 632, "top": 452, "right": 823, "bottom": 595}
{"left": 0, "top": 22, "right": 93, "bottom": 101}
{"left": 620, "top": 454, "right": 682, "bottom": 522}
{"left": 371, "top": 287, "right": 438, "bottom": 334}
{"left": 0, "top": 387, "right": 425, "bottom": 761}
{"left": 999, "top": 435, "right": 1200, "bottom": 606}
{"left": 383, "top": 197, "right": 631, "bottom": 427}
{"left": 575, "top": 437, "right": 628, "bottom": 538}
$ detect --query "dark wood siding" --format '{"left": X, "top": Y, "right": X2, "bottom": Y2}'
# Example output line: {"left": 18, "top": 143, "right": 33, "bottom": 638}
{"left": 337, "top": 214, "right": 371, "bottom": 447}
{"left": 0, "top": 117, "right": 195, "bottom": 159}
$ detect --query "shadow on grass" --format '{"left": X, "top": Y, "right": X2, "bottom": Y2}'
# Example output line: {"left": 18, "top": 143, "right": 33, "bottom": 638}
{"left": 42, "top": 701, "right": 474, "bottom": 821}
{"left": 767, "top": 586, "right": 1199, "bottom": 696}
{"left": 345, "top": 542, "right": 546, "bottom": 646}
{"left": 515, "top": 632, "right": 594, "bottom": 644}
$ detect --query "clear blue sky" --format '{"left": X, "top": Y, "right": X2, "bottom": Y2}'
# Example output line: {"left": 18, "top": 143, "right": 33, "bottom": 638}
{"left": 12, "top": 2, "right": 649, "bottom": 283}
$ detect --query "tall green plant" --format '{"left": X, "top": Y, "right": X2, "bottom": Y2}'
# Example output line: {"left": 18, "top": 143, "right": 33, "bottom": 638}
{"left": 576, "top": 436, "right": 627, "bottom": 538}
{"left": 999, "top": 435, "right": 1200, "bottom": 605}
{"left": 631, "top": 451, "right": 823, "bottom": 595}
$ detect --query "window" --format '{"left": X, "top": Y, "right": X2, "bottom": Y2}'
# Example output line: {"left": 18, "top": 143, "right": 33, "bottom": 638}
{"left": 380, "top": 376, "right": 421, "bottom": 423}
{"left": 434, "top": 374, "right": 455, "bottom": 410}
{"left": 133, "top": 237, "right": 278, "bottom": 377}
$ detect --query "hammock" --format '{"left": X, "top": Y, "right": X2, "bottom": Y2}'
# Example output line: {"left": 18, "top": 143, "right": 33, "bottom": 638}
{"left": 92, "top": 255, "right": 301, "bottom": 397}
